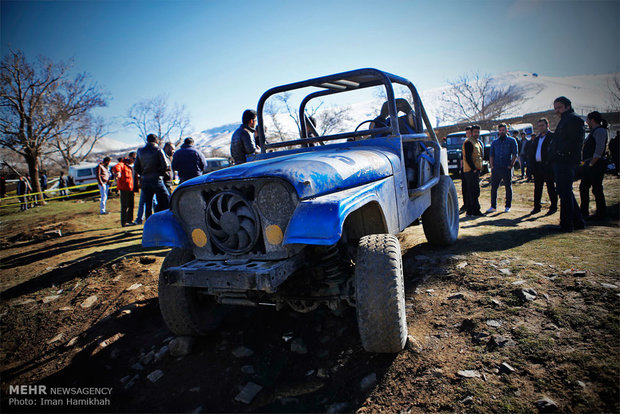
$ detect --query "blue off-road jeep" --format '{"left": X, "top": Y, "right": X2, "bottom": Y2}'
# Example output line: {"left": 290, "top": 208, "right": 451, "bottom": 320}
{"left": 143, "top": 68, "right": 459, "bottom": 353}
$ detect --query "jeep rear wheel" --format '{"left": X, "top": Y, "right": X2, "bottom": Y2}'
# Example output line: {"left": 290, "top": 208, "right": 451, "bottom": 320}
{"left": 158, "top": 248, "right": 226, "bottom": 336}
{"left": 355, "top": 234, "right": 407, "bottom": 353}
{"left": 422, "top": 175, "right": 459, "bottom": 246}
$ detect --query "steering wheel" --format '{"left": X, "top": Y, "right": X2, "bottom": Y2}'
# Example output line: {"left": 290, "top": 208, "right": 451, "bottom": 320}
{"left": 352, "top": 119, "right": 380, "bottom": 141}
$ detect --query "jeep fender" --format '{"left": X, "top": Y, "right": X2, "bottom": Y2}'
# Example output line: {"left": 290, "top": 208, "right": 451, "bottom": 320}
{"left": 142, "top": 209, "right": 191, "bottom": 249}
{"left": 284, "top": 177, "right": 398, "bottom": 246}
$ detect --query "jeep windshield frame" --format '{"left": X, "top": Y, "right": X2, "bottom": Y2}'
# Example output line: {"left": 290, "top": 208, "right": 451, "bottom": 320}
{"left": 256, "top": 68, "right": 438, "bottom": 152}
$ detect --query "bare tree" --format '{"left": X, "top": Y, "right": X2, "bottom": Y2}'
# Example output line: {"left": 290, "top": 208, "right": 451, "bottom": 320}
{"left": 125, "top": 94, "right": 191, "bottom": 145}
{"left": 607, "top": 73, "right": 620, "bottom": 111}
{"left": 315, "top": 106, "right": 353, "bottom": 136}
{"left": 264, "top": 100, "right": 289, "bottom": 142}
{"left": 441, "top": 72, "right": 526, "bottom": 123}
{"left": 0, "top": 50, "right": 107, "bottom": 204}
{"left": 51, "top": 113, "right": 109, "bottom": 171}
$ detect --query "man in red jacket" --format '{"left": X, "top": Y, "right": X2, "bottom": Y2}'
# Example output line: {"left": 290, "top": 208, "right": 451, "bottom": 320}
{"left": 112, "top": 152, "right": 137, "bottom": 227}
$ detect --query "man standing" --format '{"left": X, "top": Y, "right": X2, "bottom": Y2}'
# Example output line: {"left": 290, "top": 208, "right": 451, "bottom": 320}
{"left": 549, "top": 96, "right": 585, "bottom": 232}
{"left": 97, "top": 157, "right": 112, "bottom": 215}
{"left": 230, "top": 109, "right": 258, "bottom": 165}
{"left": 112, "top": 152, "right": 136, "bottom": 227}
{"left": 531, "top": 118, "right": 557, "bottom": 215}
{"left": 58, "top": 171, "right": 68, "bottom": 198}
{"left": 486, "top": 124, "right": 518, "bottom": 213}
{"left": 172, "top": 137, "right": 207, "bottom": 183}
{"left": 462, "top": 125, "right": 484, "bottom": 216}
{"left": 134, "top": 134, "right": 170, "bottom": 220}
{"left": 40, "top": 171, "right": 48, "bottom": 199}
{"left": 162, "top": 142, "right": 175, "bottom": 194}
{"left": 459, "top": 126, "right": 473, "bottom": 214}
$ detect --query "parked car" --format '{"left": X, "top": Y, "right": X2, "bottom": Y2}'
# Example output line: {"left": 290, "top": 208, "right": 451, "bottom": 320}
{"left": 142, "top": 68, "right": 459, "bottom": 353}
{"left": 203, "top": 157, "right": 230, "bottom": 173}
{"left": 445, "top": 130, "right": 493, "bottom": 173}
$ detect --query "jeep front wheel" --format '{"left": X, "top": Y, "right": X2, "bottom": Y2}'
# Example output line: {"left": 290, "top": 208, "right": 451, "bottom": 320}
{"left": 422, "top": 175, "right": 459, "bottom": 246}
{"left": 158, "top": 248, "right": 226, "bottom": 336}
{"left": 355, "top": 234, "right": 407, "bottom": 353}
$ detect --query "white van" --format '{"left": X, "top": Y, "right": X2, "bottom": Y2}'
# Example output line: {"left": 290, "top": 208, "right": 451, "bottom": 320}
{"left": 68, "top": 161, "right": 117, "bottom": 189}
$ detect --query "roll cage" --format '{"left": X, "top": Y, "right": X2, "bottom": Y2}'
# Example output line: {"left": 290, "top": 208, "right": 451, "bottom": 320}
{"left": 256, "top": 68, "right": 440, "bottom": 151}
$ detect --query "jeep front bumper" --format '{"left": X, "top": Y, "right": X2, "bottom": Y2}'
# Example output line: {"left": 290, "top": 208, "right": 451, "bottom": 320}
{"left": 163, "top": 254, "right": 306, "bottom": 294}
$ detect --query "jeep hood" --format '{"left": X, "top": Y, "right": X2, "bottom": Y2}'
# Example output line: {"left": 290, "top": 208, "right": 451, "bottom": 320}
{"left": 177, "top": 148, "right": 394, "bottom": 199}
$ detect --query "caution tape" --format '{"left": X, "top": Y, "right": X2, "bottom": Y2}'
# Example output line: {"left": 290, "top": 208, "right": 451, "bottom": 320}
{"left": 0, "top": 181, "right": 111, "bottom": 201}
{"left": 0, "top": 185, "right": 118, "bottom": 209}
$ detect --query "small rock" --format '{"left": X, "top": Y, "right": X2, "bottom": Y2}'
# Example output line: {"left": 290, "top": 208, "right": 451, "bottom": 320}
{"left": 290, "top": 338, "right": 308, "bottom": 354}
{"left": 577, "top": 381, "right": 586, "bottom": 388}
{"left": 80, "top": 295, "right": 98, "bottom": 308}
{"left": 500, "top": 268, "right": 513, "bottom": 275}
{"left": 42, "top": 295, "right": 60, "bottom": 303}
{"left": 460, "top": 395, "right": 474, "bottom": 404}
{"left": 448, "top": 292, "right": 466, "bottom": 300}
{"left": 47, "top": 333, "right": 63, "bottom": 344}
{"left": 66, "top": 336, "right": 79, "bottom": 347}
{"left": 360, "top": 373, "right": 377, "bottom": 390}
{"left": 491, "top": 335, "right": 516, "bottom": 348}
{"left": 456, "top": 261, "right": 468, "bottom": 269}
{"left": 511, "top": 280, "right": 526, "bottom": 286}
{"left": 600, "top": 282, "right": 618, "bottom": 289}
{"left": 407, "top": 335, "right": 423, "bottom": 352}
{"left": 14, "top": 298, "right": 36, "bottom": 306}
{"left": 518, "top": 288, "right": 538, "bottom": 301}
{"left": 125, "top": 283, "right": 143, "bottom": 291}
{"left": 572, "top": 270, "right": 586, "bottom": 277}
{"left": 457, "top": 370, "right": 481, "bottom": 378}
{"left": 58, "top": 306, "right": 72, "bottom": 311}
{"left": 169, "top": 336, "right": 195, "bottom": 357}
{"left": 491, "top": 298, "right": 502, "bottom": 307}
{"left": 486, "top": 320, "right": 502, "bottom": 328}
{"left": 535, "top": 396, "right": 559, "bottom": 412}
{"left": 499, "top": 362, "right": 515, "bottom": 374}
{"left": 326, "top": 402, "right": 349, "bottom": 413}
{"left": 147, "top": 369, "right": 164, "bottom": 383}
{"left": 234, "top": 382, "right": 263, "bottom": 404}
{"left": 139, "top": 256, "right": 156, "bottom": 265}
{"left": 241, "top": 365, "right": 255, "bottom": 375}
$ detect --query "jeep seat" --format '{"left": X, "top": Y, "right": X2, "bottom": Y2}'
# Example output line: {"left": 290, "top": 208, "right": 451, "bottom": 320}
{"left": 370, "top": 98, "right": 418, "bottom": 135}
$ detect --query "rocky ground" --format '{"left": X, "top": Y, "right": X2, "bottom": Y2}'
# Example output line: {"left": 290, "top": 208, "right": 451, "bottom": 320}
{"left": 0, "top": 175, "right": 618, "bottom": 413}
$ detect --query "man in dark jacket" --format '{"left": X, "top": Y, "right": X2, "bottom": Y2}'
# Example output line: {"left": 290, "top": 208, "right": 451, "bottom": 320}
{"left": 531, "top": 118, "right": 557, "bottom": 215}
{"left": 549, "top": 96, "right": 585, "bottom": 232}
{"left": 172, "top": 137, "right": 207, "bottom": 183}
{"left": 134, "top": 134, "right": 170, "bottom": 220}
{"left": 230, "top": 109, "right": 257, "bottom": 164}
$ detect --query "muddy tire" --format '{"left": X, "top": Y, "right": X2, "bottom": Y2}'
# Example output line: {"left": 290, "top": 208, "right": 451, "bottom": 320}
{"left": 355, "top": 234, "right": 407, "bottom": 353}
{"left": 422, "top": 175, "right": 459, "bottom": 246}
{"left": 158, "top": 248, "right": 226, "bottom": 336}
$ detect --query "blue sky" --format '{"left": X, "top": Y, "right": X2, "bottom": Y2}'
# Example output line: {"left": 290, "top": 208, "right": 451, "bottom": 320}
{"left": 2, "top": 0, "right": 619, "bottom": 145}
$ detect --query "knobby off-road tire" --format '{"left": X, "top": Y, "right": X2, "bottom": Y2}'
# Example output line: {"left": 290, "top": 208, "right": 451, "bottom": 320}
{"left": 158, "top": 248, "right": 226, "bottom": 336}
{"left": 355, "top": 234, "right": 407, "bottom": 353}
{"left": 422, "top": 175, "right": 459, "bottom": 246}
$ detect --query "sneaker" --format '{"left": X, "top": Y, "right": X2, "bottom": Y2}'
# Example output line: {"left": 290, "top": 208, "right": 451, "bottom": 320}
{"left": 99, "top": 211, "right": 109, "bottom": 215}
{"left": 504, "top": 207, "right": 511, "bottom": 212}
{"left": 486, "top": 207, "right": 496, "bottom": 213}
{"left": 459, "top": 205, "right": 466, "bottom": 214}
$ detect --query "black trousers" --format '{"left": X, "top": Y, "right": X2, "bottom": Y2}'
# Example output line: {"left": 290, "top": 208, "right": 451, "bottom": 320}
{"left": 463, "top": 170, "right": 481, "bottom": 214}
{"left": 533, "top": 162, "right": 557, "bottom": 209}
{"left": 579, "top": 162, "right": 606, "bottom": 218}
{"left": 461, "top": 168, "right": 467, "bottom": 207}
{"left": 120, "top": 190, "right": 134, "bottom": 226}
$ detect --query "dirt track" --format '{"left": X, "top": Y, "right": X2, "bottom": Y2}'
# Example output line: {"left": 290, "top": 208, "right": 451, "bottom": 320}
{"left": 1, "top": 176, "right": 619, "bottom": 413}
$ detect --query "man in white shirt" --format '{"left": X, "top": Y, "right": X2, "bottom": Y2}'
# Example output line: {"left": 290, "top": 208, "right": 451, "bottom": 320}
{"left": 531, "top": 118, "right": 557, "bottom": 215}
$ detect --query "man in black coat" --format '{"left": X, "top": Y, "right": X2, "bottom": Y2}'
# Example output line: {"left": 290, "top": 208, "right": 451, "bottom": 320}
{"left": 549, "top": 96, "right": 585, "bottom": 232}
{"left": 230, "top": 109, "right": 257, "bottom": 165}
{"left": 531, "top": 118, "right": 557, "bottom": 215}
{"left": 134, "top": 133, "right": 170, "bottom": 219}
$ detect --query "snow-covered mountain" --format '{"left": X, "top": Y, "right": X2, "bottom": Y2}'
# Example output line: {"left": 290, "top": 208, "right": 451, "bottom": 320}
{"left": 104, "top": 72, "right": 620, "bottom": 157}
